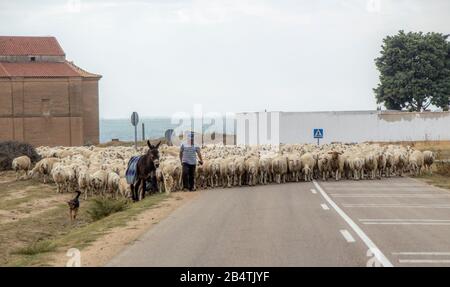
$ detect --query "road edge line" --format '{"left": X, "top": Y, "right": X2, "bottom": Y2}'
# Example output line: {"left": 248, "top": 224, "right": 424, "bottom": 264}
{"left": 313, "top": 180, "right": 393, "bottom": 267}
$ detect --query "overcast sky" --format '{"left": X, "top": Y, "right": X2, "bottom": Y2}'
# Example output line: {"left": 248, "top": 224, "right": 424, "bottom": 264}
{"left": 1, "top": 0, "right": 449, "bottom": 118}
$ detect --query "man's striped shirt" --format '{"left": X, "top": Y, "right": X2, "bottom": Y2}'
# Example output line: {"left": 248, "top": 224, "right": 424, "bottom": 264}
{"left": 180, "top": 142, "right": 200, "bottom": 165}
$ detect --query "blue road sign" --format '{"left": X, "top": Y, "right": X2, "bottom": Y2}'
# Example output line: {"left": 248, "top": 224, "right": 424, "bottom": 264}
{"left": 313, "top": 129, "right": 324, "bottom": 139}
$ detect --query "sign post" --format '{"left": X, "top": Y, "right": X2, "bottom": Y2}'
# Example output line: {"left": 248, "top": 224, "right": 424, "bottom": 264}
{"left": 165, "top": 129, "right": 174, "bottom": 146}
{"left": 313, "top": 128, "right": 324, "bottom": 146}
{"left": 131, "top": 112, "right": 139, "bottom": 149}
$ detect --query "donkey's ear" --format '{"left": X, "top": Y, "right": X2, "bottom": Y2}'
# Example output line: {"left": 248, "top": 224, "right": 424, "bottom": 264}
{"left": 147, "top": 140, "right": 153, "bottom": 149}
{"left": 155, "top": 141, "right": 161, "bottom": 149}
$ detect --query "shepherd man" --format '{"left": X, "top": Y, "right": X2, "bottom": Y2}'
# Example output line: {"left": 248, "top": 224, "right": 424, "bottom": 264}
{"left": 179, "top": 131, "right": 203, "bottom": 191}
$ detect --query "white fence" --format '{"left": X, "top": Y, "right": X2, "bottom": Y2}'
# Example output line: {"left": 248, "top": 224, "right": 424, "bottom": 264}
{"left": 236, "top": 111, "right": 450, "bottom": 145}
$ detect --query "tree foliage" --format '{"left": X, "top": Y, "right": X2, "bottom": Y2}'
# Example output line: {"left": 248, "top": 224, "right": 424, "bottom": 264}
{"left": 374, "top": 31, "right": 450, "bottom": 111}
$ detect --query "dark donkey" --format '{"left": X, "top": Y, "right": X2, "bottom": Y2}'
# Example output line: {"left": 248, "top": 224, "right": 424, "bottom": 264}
{"left": 131, "top": 140, "right": 161, "bottom": 201}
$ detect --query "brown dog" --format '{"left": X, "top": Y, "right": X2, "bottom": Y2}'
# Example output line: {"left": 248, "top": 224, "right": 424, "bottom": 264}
{"left": 68, "top": 191, "right": 81, "bottom": 221}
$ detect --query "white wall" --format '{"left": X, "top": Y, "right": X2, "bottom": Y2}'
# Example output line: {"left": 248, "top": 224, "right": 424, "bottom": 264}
{"left": 236, "top": 112, "right": 280, "bottom": 145}
{"left": 237, "top": 111, "right": 450, "bottom": 145}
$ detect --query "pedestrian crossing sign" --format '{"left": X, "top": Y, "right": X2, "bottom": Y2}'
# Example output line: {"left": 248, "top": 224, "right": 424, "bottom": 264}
{"left": 313, "top": 129, "right": 324, "bottom": 139}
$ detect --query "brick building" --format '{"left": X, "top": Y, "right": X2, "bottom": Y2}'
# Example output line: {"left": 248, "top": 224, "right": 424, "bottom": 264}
{"left": 0, "top": 36, "right": 101, "bottom": 146}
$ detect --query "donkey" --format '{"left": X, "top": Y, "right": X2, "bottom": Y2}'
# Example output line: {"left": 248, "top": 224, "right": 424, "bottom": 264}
{"left": 131, "top": 140, "right": 161, "bottom": 202}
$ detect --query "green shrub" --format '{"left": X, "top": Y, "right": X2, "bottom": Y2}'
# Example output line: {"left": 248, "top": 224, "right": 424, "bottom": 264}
{"left": 13, "top": 241, "right": 56, "bottom": 256}
{"left": 87, "top": 198, "right": 129, "bottom": 221}
{"left": 0, "top": 141, "right": 41, "bottom": 171}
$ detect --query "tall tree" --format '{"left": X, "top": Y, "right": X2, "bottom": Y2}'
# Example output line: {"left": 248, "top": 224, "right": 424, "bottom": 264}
{"left": 374, "top": 31, "right": 450, "bottom": 111}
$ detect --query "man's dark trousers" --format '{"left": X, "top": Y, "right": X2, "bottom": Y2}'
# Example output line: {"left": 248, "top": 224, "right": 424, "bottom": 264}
{"left": 182, "top": 162, "right": 196, "bottom": 191}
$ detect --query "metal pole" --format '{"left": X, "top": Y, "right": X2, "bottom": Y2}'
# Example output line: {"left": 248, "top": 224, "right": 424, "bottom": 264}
{"left": 134, "top": 125, "right": 138, "bottom": 150}
{"left": 233, "top": 118, "right": 237, "bottom": 145}
{"left": 223, "top": 114, "right": 226, "bottom": 145}
{"left": 317, "top": 138, "right": 319, "bottom": 146}
{"left": 142, "top": 122, "right": 145, "bottom": 141}
{"left": 201, "top": 115, "right": 204, "bottom": 147}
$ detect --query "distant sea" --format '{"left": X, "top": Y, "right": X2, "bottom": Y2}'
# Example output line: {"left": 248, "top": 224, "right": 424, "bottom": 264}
{"left": 100, "top": 117, "right": 236, "bottom": 143}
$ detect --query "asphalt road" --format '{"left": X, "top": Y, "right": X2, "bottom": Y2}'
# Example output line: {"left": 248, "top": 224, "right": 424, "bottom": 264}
{"left": 107, "top": 178, "right": 450, "bottom": 267}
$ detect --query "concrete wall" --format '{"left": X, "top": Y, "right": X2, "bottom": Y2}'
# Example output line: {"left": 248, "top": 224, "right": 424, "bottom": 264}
{"left": 236, "top": 112, "right": 280, "bottom": 145}
{"left": 236, "top": 111, "right": 450, "bottom": 145}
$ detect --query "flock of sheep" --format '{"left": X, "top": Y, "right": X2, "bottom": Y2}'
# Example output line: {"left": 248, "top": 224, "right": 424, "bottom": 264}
{"left": 10, "top": 142, "right": 435, "bottom": 200}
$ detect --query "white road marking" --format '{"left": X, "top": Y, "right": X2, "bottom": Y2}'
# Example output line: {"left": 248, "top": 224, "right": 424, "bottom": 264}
{"left": 344, "top": 203, "right": 450, "bottom": 208}
{"left": 313, "top": 181, "right": 393, "bottom": 267}
{"left": 331, "top": 194, "right": 450, "bottom": 198}
{"left": 321, "top": 203, "right": 330, "bottom": 210}
{"left": 310, "top": 189, "right": 317, "bottom": 194}
{"left": 362, "top": 222, "right": 450, "bottom": 225}
{"left": 358, "top": 218, "right": 450, "bottom": 225}
{"left": 327, "top": 186, "right": 429, "bottom": 189}
{"left": 340, "top": 230, "right": 355, "bottom": 243}
{"left": 399, "top": 259, "right": 450, "bottom": 264}
{"left": 393, "top": 252, "right": 450, "bottom": 256}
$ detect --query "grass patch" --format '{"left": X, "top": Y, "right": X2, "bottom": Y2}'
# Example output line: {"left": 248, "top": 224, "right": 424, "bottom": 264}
{"left": 2, "top": 192, "right": 168, "bottom": 266}
{"left": 434, "top": 161, "right": 450, "bottom": 176}
{"left": 374, "top": 140, "right": 450, "bottom": 160}
{"left": 54, "top": 194, "right": 167, "bottom": 250}
{"left": 0, "top": 177, "right": 54, "bottom": 210}
{"left": 87, "top": 198, "right": 129, "bottom": 221}
{"left": 13, "top": 240, "right": 56, "bottom": 256}
{"left": 419, "top": 174, "right": 450, "bottom": 190}
{"left": 418, "top": 161, "right": 450, "bottom": 191}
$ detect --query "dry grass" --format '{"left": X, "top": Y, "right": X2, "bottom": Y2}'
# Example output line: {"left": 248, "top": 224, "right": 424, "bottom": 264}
{"left": 374, "top": 140, "right": 450, "bottom": 160}
{"left": 395, "top": 141, "right": 450, "bottom": 190}
{"left": 87, "top": 198, "right": 129, "bottom": 221}
{"left": 0, "top": 171, "right": 169, "bottom": 266}
{"left": 13, "top": 241, "right": 57, "bottom": 256}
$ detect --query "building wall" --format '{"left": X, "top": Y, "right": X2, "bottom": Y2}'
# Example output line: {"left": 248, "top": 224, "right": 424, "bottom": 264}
{"left": 236, "top": 112, "right": 280, "bottom": 145}
{"left": 82, "top": 79, "right": 99, "bottom": 145}
{"left": 236, "top": 111, "right": 450, "bottom": 145}
{"left": 0, "top": 77, "right": 99, "bottom": 146}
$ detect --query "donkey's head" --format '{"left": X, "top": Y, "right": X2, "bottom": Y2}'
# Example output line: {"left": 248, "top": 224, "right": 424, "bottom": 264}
{"left": 147, "top": 140, "right": 161, "bottom": 168}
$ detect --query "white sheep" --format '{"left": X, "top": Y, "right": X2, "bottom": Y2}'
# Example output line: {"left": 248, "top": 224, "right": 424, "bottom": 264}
{"left": 422, "top": 150, "right": 435, "bottom": 174}
{"left": 409, "top": 150, "right": 424, "bottom": 176}
{"left": 300, "top": 153, "right": 315, "bottom": 182}
{"left": 106, "top": 172, "right": 121, "bottom": 198}
{"left": 91, "top": 170, "right": 108, "bottom": 196}
{"left": 12, "top": 155, "right": 31, "bottom": 180}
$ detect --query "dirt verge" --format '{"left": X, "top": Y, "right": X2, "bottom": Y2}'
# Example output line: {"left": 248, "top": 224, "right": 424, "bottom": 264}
{"left": 50, "top": 192, "right": 199, "bottom": 267}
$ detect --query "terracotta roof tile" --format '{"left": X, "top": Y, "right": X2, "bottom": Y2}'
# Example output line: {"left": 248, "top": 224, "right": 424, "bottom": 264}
{"left": 65, "top": 61, "right": 102, "bottom": 78}
{"left": 0, "top": 36, "right": 65, "bottom": 56}
{"left": 0, "top": 62, "right": 81, "bottom": 77}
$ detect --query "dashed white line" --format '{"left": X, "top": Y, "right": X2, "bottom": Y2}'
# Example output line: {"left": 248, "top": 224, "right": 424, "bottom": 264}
{"left": 310, "top": 189, "right": 317, "bottom": 194}
{"left": 313, "top": 180, "right": 393, "bottom": 267}
{"left": 340, "top": 229, "right": 355, "bottom": 243}
{"left": 321, "top": 203, "right": 330, "bottom": 210}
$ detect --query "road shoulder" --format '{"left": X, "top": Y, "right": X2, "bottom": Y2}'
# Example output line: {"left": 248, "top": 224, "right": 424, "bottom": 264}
{"left": 50, "top": 192, "right": 199, "bottom": 267}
